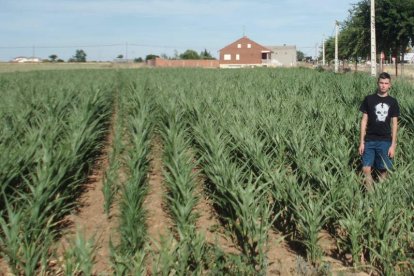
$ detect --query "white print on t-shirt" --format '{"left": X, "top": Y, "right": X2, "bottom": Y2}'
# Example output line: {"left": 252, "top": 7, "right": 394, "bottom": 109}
{"left": 375, "top": 103, "right": 390, "bottom": 122}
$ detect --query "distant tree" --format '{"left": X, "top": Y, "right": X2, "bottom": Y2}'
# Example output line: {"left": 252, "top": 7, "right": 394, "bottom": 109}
{"left": 321, "top": 34, "right": 350, "bottom": 64}
{"left": 160, "top": 53, "right": 169, "bottom": 59}
{"left": 117, "top": 54, "right": 124, "bottom": 59}
{"left": 296, "top": 51, "right": 305, "bottom": 61}
{"left": 340, "top": 0, "right": 414, "bottom": 64}
{"left": 304, "top": 56, "right": 313, "bottom": 62}
{"left": 134, "top": 57, "right": 143, "bottom": 63}
{"left": 49, "top": 54, "right": 58, "bottom": 62}
{"left": 69, "top": 49, "right": 87, "bottom": 62}
{"left": 173, "top": 50, "right": 179, "bottom": 59}
{"left": 323, "top": 36, "right": 335, "bottom": 63}
{"left": 57, "top": 59, "right": 65, "bottom": 63}
{"left": 180, "top": 49, "right": 200, "bottom": 60}
{"left": 145, "top": 54, "right": 159, "bottom": 61}
{"left": 200, "top": 49, "right": 215, "bottom": 60}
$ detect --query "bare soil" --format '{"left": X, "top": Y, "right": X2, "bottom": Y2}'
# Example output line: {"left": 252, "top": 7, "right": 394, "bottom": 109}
{"left": 194, "top": 174, "right": 240, "bottom": 255}
{"left": 54, "top": 139, "right": 118, "bottom": 275}
{"left": 144, "top": 136, "right": 174, "bottom": 247}
{"left": 0, "top": 258, "right": 11, "bottom": 275}
{"left": 53, "top": 106, "right": 120, "bottom": 275}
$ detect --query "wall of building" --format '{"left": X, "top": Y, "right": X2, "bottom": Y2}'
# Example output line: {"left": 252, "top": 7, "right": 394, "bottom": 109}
{"left": 219, "top": 36, "right": 270, "bottom": 65}
{"left": 267, "top": 46, "right": 297, "bottom": 67}
{"left": 149, "top": 58, "right": 219, "bottom": 68}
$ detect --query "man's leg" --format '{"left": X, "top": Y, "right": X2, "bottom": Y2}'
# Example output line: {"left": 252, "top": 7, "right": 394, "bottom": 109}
{"left": 374, "top": 141, "right": 393, "bottom": 182}
{"left": 361, "top": 141, "right": 375, "bottom": 192}
{"left": 378, "top": 170, "right": 388, "bottom": 182}
{"left": 362, "top": 166, "right": 374, "bottom": 191}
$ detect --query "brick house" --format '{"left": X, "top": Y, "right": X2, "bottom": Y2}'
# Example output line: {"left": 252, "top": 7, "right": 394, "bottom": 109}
{"left": 219, "top": 36, "right": 272, "bottom": 68}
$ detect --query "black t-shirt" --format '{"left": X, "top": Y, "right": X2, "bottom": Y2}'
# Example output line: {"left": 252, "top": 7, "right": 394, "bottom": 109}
{"left": 359, "top": 93, "right": 400, "bottom": 141}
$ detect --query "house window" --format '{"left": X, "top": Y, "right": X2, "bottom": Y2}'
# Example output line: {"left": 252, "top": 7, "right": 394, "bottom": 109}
{"left": 224, "top": 54, "right": 231, "bottom": 60}
{"left": 237, "top": 44, "right": 241, "bottom": 48}
{"left": 236, "top": 54, "right": 240, "bottom": 60}
{"left": 247, "top": 44, "right": 251, "bottom": 48}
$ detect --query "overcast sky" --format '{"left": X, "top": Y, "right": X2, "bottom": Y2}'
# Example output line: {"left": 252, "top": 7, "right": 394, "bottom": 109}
{"left": 0, "top": 0, "right": 358, "bottom": 61}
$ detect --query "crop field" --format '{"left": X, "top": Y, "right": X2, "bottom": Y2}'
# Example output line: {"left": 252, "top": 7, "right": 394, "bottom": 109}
{"left": 0, "top": 68, "right": 414, "bottom": 275}
{"left": 0, "top": 62, "right": 146, "bottom": 74}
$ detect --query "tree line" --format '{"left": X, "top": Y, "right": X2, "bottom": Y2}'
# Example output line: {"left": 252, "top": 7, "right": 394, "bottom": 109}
{"left": 323, "top": 0, "right": 414, "bottom": 65}
{"left": 145, "top": 49, "right": 215, "bottom": 61}
{"left": 44, "top": 49, "right": 215, "bottom": 63}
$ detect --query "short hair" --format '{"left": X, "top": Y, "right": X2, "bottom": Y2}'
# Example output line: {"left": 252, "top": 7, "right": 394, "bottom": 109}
{"left": 378, "top": 72, "right": 391, "bottom": 81}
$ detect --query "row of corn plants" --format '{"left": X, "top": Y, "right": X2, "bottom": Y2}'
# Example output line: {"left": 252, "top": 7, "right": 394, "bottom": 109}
{"left": 224, "top": 70, "right": 413, "bottom": 273}
{"left": 102, "top": 82, "right": 123, "bottom": 217}
{"left": 192, "top": 114, "right": 274, "bottom": 274}
{"left": 200, "top": 87, "right": 334, "bottom": 268}
{"left": 109, "top": 77, "right": 155, "bottom": 274}
{"left": 1, "top": 68, "right": 413, "bottom": 274}
{"left": 0, "top": 70, "right": 114, "bottom": 274}
{"left": 127, "top": 68, "right": 414, "bottom": 274}
{"left": 109, "top": 72, "right": 251, "bottom": 274}
{"left": 153, "top": 99, "right": 209, "bottom": 274}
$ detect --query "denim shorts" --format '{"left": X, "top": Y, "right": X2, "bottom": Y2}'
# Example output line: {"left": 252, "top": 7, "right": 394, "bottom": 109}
{"left": 362, "top": 140, "right": 393, "bottom": 170}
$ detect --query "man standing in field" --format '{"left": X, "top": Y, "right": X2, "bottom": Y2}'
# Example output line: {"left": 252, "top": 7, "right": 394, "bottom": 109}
{"left": 359, "top": 72, "right": 400, "bottom": 191}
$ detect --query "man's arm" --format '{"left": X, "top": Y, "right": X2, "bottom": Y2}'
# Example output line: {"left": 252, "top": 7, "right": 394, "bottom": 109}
{"left": 388, "top": 117, "right": 398, "bottom": 158}
{"left": 359, "top": 113, "right": 368, "bottom": 155}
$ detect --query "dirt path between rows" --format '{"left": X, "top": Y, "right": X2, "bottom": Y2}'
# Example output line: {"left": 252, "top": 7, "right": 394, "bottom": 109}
{"left": 53, "top": 103, "right": 121, "bottom": 275}
{"left": 194, "top": 174, "right": 240, "bottom": 255}
{"left": 144, "top": 135, "right": 173, "bottom": 248}
{"left": 57, "top": 155, "right": 117, "bottom": 275}
{"left": 55, "top": 130, "right": 118, "bottom": 275}
{"left": 266, "top": 229, "right": 369, "bottom": 275}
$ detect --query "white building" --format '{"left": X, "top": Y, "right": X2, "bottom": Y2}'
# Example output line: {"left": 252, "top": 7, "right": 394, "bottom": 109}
{"left": 404, "top": 53, "right": 414, "bottom": 64}
{"left": 11, "top": 57, "right": 41, "bottom": 63}
{"left": 266, "top": 45, "right": 297, "bottom": 67}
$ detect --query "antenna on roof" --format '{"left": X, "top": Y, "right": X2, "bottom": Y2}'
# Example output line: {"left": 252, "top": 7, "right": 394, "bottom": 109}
{"left": 242, "top": 25, "right": 246, "bottom": 37}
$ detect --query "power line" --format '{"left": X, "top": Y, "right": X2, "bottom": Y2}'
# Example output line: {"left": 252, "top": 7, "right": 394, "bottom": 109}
{"left": 0, "top": 43, "right": 200, "bottom": 50}
{"left": 0, "top": 44, "right": 124, "bottom": 49}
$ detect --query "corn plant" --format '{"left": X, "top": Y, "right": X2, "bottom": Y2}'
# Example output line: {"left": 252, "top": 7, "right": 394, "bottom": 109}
{"left": 120, "top": 68, "right": 414, "bottom": 274}
{"left": 109, "top": 75, "right": 155, "bottom": 274}
{"left": 61, "top": 229, "right": 96, "bottom": 276}
{"left": 192, "top": 117, "right": 274, "bottom": 273}
{"left": 1, "top": 67, "right": 414, "bottom": 274}
{"left": 102, "top": 101, "right": 123, "bottom": 217}
{"left": 159, "top": 105, "right": 199, "bottom": 237}
{"left": 338, "top": 198, "right": 369, "bottom": 268}
{"left": 0, "top": 70, "right": 114, "bottom": 274}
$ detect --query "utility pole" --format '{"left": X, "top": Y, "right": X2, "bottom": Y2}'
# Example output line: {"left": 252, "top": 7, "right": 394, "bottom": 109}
{"left": 322, "top": 35, "right": 326, "bottom": 66}
{"left": 125, "top": 42, "right": 128, "bottom": 61}
{"left": 370, "top": 0, "right": 377, "bottom": 76}
{"left": 315, "top": 43, "right": 319, "bottom": 64}
{"left": 335, "top": 21, "right": 339, "bottom": 73}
